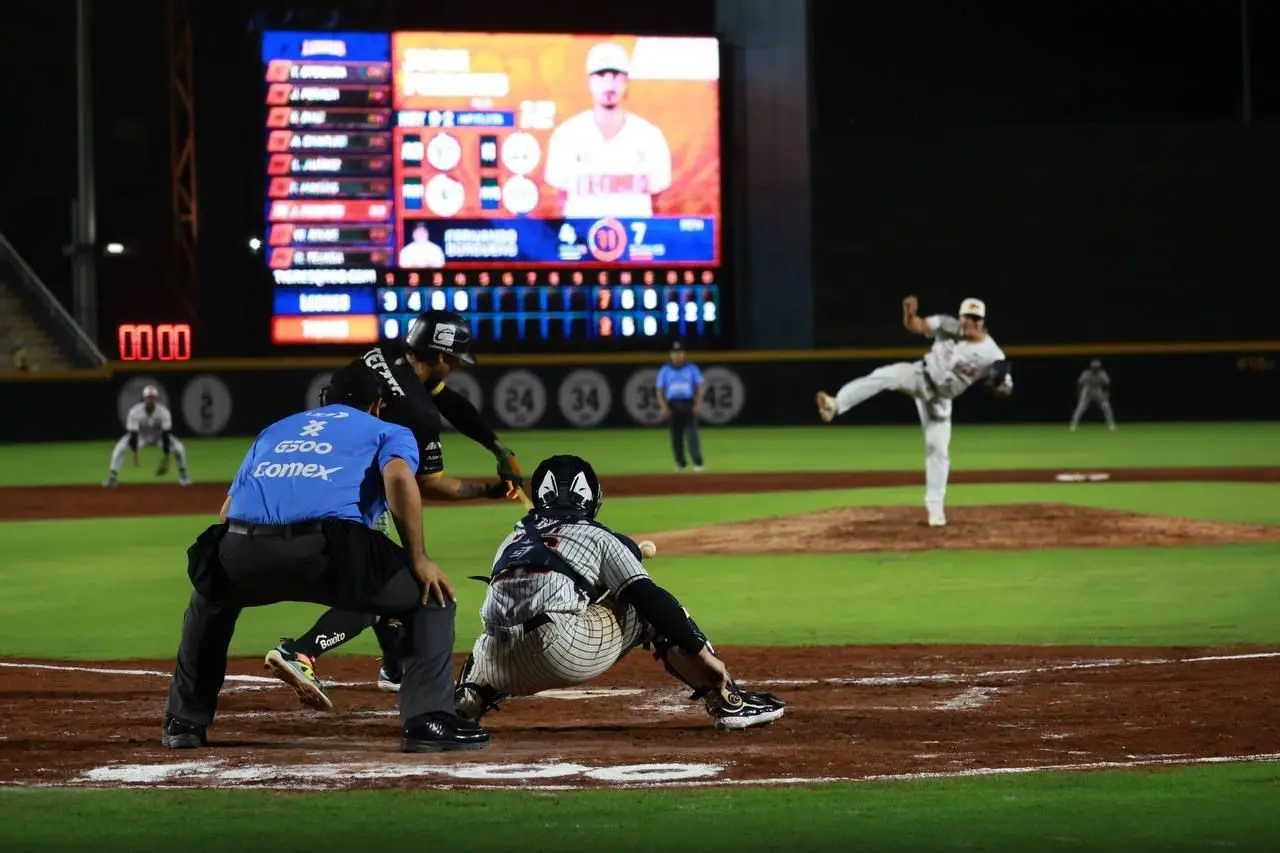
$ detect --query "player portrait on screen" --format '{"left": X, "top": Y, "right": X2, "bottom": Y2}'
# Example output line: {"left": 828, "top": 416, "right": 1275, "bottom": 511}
{"left": 398, "top": 222, "right": 447, "bottom": 268}
{"left": 542, "top": 43, "right": 673, "bottom": 220}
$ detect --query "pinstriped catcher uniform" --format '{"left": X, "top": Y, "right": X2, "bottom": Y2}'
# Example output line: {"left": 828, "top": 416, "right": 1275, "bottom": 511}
{"left": 468, "top": 518, "right": 651, "bottom": 693}
{"left": 454, "top": 454, "right": 786, "bottom": 731}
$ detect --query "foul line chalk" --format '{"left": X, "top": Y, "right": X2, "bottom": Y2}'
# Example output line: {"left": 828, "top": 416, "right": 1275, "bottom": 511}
{"left": 748, "top": 650, "right": 1280, "bottom": 689}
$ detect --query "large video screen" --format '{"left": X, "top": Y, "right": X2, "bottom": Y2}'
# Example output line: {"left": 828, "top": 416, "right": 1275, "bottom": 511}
{"left": 261, "top": 31, "right": 723, "bottom": 348}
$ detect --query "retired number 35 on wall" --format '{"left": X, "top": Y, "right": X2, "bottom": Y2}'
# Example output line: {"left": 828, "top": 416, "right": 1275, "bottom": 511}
{"left": 261, "top": 30, "right": 725, "bottom": 352}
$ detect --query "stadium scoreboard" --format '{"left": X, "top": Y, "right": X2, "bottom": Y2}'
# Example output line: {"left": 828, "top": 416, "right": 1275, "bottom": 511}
{"left": 261, "top": 31, "right": 725, "bottom": 350}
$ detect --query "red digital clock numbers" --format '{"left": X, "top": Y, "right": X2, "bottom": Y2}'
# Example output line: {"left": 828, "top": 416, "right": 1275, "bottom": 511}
{"left": 117, "top": 324, "right": 193, "bottom": 361}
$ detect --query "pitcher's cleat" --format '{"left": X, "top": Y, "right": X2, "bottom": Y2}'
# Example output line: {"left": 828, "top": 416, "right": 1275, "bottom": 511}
{"left": 815, "top": 391, "right": 837, "bottom": 423}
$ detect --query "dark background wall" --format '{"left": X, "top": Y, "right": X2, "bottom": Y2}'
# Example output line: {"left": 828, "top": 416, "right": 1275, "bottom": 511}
{"left": 1, "top": 0, "right": 1277, "bottom": 353}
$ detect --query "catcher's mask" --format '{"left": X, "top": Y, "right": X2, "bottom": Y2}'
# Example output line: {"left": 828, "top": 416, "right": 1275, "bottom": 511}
{"left": 404, "top": 310, "right": 476, "bottom": 365}
{"left": 530, "top": 455, "right": 604, "bottom": 519}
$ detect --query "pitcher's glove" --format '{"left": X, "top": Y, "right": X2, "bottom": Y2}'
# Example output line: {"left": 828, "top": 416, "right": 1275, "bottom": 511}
{"left": 494, "top": 445, "right": 524, "bottom": 497}
{"left": 986, "top": 359, "right": 1012, "bottom": 394}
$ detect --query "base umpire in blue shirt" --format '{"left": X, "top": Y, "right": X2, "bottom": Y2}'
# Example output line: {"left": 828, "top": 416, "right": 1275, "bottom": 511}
{"left": 656, "top": 342, "right": 705, "bottom": 471}
{"left": 162, "top": 362, "right": 488, "bottom": 753}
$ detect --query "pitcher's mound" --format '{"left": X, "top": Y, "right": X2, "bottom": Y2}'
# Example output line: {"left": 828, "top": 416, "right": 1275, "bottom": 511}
{"left": 643, "top": 503, "right": 1280, "bottom": 555}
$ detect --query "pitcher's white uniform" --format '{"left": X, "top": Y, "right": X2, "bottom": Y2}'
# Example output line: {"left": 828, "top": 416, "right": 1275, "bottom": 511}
{"left": 827, "top": 308, "right": 1011, "bottom": 524}
{"left": 462, "top": 517, "right": 652, "bottom": 696}
{"left": 543, "top": 112, "right": 672, "bottom": 219}
{"left": 105, "top": 389, "right": 191, "bottom": 486}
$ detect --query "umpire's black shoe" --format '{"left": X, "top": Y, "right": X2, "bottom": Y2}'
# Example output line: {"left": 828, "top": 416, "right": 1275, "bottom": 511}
{"left": 401, "top": 711, "right": 490, "bottom": 753}
{"left": 161, "top": 714, "right": 208, "bottom": 749}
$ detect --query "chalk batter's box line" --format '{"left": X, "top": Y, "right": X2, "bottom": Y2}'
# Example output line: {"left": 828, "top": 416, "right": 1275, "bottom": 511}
{"left": 2, "top": 650, "right": 1278, "bottom": 692}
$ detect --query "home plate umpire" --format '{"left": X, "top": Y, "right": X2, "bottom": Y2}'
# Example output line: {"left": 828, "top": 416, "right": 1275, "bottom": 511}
{"left": 161, "top": 361, "right": 488, "bottom": 753}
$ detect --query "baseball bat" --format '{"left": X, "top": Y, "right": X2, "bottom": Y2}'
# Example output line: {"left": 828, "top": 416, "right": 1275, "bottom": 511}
{"left": 515, "top": 485, "right": 534, "bottom": 511}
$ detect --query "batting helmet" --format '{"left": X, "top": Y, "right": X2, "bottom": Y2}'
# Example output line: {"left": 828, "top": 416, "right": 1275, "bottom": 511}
{"left": 530, "top": 455, "right": 604, "bottom": 519}
{"left": 404, "top": 310, "right": 475, "bottom": 365}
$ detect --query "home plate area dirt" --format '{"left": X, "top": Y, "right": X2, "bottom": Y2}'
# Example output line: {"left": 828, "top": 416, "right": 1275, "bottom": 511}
{"left": 2, "top": 646, "right": 1279, "bottom": 790}
{"left": 2, "top": 466, "right": 1278, "bottom": 790}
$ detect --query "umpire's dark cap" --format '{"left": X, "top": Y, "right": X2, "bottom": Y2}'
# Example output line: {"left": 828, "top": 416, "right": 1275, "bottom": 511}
{"left": 405, "top": 310, "right": 476, "bottom": 365}
{"left": 671, "top": 341, "right": 684, "bottom": 352}
{"left": 324, "top": 362, "right": 388, "bottom": 411}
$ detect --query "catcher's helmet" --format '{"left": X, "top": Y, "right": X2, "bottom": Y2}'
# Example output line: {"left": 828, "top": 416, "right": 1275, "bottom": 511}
{"left": 404, "top": 310, "right": 475, "bottom": 365}
{"left": 530, "top": 455, "right": 604, "bottom": 519}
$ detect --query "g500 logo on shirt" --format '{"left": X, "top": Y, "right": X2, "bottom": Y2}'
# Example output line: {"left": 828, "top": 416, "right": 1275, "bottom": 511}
{"left": 273, "top": 440, "right": 334, "bottom": 455}
{"left": 253, "top": 461, "right": 343, "bottom": 481}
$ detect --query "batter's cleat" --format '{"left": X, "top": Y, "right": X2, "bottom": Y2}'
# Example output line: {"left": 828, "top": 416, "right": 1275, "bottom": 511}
{"left": 178, "top": 471, "right": 192, "bottom": 486}
{"left": 708, "top": 688, "right": 786, "bottom": 731}
{"left": 377, "top": 664, "right": 401, "bottom": 693}
{"left": 264, "top": 641, "right": 333, "bottom": 711}
{"left": 103, "top": 473, "right": 118, "bottom": 488}
{"left": 401, "top": 711, "right": 490, "bottom": 753}
{"left": 927, "top": 506, "right": 947, "bottom": 527}
{"left": 161, "top": 714, "right": 207, "bottom": 749}
{"left": 815, "top": 391, "right": 837, "bottom": 423}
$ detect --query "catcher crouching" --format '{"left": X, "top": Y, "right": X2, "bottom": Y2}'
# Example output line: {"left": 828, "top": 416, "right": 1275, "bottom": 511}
{"left": 454, "top": 454, "right": 786, "bottom": 730}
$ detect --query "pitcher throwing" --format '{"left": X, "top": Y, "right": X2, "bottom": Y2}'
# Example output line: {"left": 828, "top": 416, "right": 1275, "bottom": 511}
{"left": 815, "top": 296, "right": 1013, "bottom": 527}
{"left": 453, "top": 454, "right": 785, "bottom": 731}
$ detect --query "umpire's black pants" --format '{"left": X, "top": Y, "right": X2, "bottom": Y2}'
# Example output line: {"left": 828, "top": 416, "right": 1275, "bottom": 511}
{"left": 165, "top": 519, "right": 456, "bottom": 727}
{"left": 667, "top": 398, "right": 703, "bottom": 468}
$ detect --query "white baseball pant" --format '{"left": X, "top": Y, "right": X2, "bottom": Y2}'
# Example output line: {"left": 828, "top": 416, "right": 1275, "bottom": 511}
{"left": 833, "top": 361, "right": 953, "bottom": 511}
{"left": 464, "top": 600, "right": 648, "bottom": 697}
{"left": 109, "top": 435, "right": 188, "bottom": 474}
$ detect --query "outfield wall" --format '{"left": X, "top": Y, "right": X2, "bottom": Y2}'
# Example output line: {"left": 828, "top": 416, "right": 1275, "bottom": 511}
{"left": 0, "top": 348, "right": 1275, "bottom": 442}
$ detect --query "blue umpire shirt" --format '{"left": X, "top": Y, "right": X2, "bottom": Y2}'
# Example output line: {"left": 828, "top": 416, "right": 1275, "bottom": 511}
{"left": 225, "top": 403, "right": 419, "bottom": 529}
{"left": 655, "top": 362, "right": 703, "bottom": 402}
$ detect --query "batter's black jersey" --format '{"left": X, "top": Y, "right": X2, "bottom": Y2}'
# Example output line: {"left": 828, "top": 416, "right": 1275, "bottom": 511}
{"left": 354, "top": 342, "right": 444, "bottom": 476}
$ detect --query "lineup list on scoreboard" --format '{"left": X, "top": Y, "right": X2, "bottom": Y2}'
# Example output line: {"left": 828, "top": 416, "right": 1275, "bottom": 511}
{"left": 263, "top": 32, "right": 397, "bottom": 277}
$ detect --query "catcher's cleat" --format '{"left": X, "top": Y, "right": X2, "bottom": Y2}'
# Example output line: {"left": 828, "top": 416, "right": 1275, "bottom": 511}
{"left": 706, "top": 685, "right": 786, "bottom": 731}
{"left": 265, "top": 641, "right": 333, "bottom": 711}
{"left": 815, "top": 391, "right": 837, "bottom": 423}
{"left": 454, "top": 653, "right": 507, "bottom": 722}
{"left": 161, "top": 714, "right": 207, "bottom": 749}
{"left": 377, "top": 663, "right": 401, "bottom": 693}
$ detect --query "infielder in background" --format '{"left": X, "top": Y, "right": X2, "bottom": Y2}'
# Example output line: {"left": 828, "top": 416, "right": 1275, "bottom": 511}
{"left": 265, "top": 311, "right": 524, "bottom": 710}
{"left": 1070, "top": 359, "right": 1117, "bottom": 432}
{"left": 543, "top": 42, "right": 672, "bottom": 219}
{"left": 454, "top": 454, "right": 786, "bottom": 730}
{"left": 656, "top": 341, "right": 704, "bottom": 471}
{"left": 815, "top": 297, "right": 1013, "bottom": 528}
{"left": 104, "top": 384, "right": 191, "bottom": 487}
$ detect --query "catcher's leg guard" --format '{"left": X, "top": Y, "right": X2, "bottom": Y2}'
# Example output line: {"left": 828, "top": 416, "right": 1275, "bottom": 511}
{"left": 454, "top": 652, "right": 508, "bottom": 723}
{"left": 648, "top": 608, "right": 786, "bottom": 728}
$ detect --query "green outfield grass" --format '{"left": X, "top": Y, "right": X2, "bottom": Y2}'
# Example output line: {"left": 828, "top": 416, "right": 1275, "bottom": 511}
{"left": 2, "top": 423, "right": 1278, "bottom": 853}
{"left": 3, "top": 761, "right": 1279, "bottom": 853}
{"left": 2, "top": 481, "right": 1278, "bottom": 658}
{"left": 1, "top": 421, "right": 1277, "bottom": 486}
